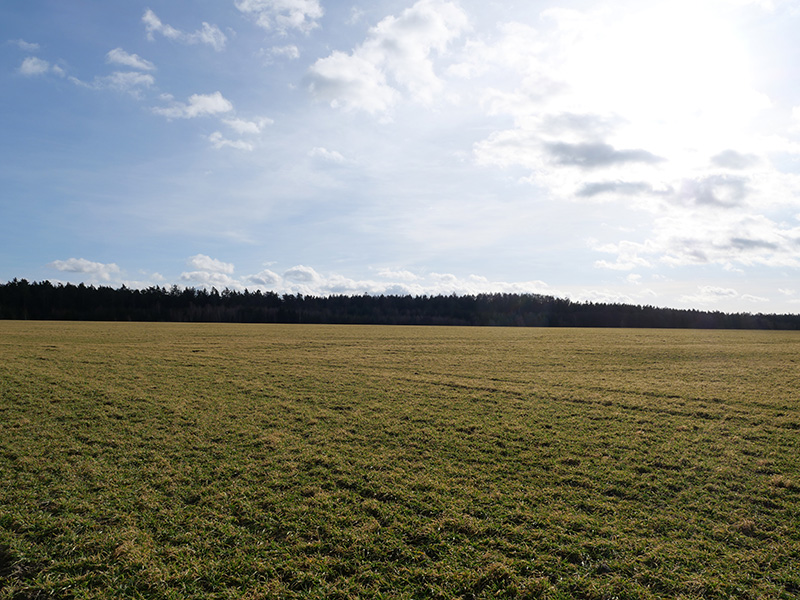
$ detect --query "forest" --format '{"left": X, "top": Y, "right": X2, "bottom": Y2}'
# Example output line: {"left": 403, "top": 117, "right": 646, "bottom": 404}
{"left": 1, "top": 277, "right": 799, "bottom": 328}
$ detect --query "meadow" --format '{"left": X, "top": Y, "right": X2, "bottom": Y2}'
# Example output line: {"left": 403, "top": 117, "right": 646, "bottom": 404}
{"left": 1, "top": 321, "right": 799, "bottom": 599}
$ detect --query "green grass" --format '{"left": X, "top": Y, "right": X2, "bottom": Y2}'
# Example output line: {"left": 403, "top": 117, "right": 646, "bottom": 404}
{"left": 1, "top": 322, "right": 799, "bottom": 599}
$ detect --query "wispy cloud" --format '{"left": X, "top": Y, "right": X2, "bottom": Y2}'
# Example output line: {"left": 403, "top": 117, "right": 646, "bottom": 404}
{"left": 10, "top": 39, "right": 40, "bottom": 52}
{"left": 308, "top": 147, "right": 346, "bottom": 164}
{"left": 265, "top": 45, "right": 300, "bottom": 61}
{"left": 106, "top": 48, "right": 155, "bottom": 71}
{"left": 69, "top": 71, "right": 154, "bottom": 96}
{"left": 680, "top": 285, "right": 739, "bottom": 305}
{"left": 223, "top": 117, "right": 273, "bottom": 134}
{"left": 143, "top": 9, "right": 226, "bottom": 51}
{"left": 236, "top": 0, "right": 324, "bottom": 35}
{"left": 105, "top": 71, "right": 155, "bottom": 92}
{"left": 209, "top": 131, "right": 254, "bottom": 151}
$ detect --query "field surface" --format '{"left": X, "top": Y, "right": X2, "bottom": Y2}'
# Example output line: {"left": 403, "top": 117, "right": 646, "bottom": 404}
{"left": 1, "top": 322, "right": 799, "bottom": 599}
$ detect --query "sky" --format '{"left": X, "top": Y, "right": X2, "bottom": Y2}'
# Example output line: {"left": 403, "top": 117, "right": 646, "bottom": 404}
{"left": 3, "top": 0, "right": 800, "bottom": 313}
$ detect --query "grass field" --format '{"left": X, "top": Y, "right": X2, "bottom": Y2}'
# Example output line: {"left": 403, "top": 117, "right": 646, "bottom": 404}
{"left": 1, "top": 321, "right": 799, "bottom": 599}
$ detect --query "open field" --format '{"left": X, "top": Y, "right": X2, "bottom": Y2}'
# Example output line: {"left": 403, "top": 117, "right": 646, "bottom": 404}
{"left": 1, "top": 322, "right": 799, "bottom": 599}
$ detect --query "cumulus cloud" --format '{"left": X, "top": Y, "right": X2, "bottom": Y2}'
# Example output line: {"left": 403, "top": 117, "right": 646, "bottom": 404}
{"left": 284, "top": 264, "right": 321, "bottom": 283}
{"left": 187, "top": 254, "right": 234, "bottom": 274}
{"left": 48, "top": 258, "right": 121, "bottom": 281}
{"left": 308, "top": 51, "right": 398, "bottom": 114}
{"left": 307, "top": 0, "right": 469, "bottom": 113}
{"left": 248, "top": 269, "right": 281, "bottom": 286}
{"left": 153, "top": 91, "right": 233, "bottom": 119}
{"left": 235, "top": 0, "right": 324, "bottom": 34}
{"left": 178, "top": 262, "right": 677, "bottom": 306}
{"left": 106, "top": 48, "right": 155, "bottom": 71}
{"left": 19, "top": 56, "right": 54, "bottom": 76}
{"left": 180, "top": 271, "right": 238, "bottom": 288}
{"left": 377, "top": 268, "right": 418, "bottom": 281}
{"left": 180, "top": 255, "right": 237, "bottom": 288}
{"left": 237, "top": 265, "right": 560, "bottom": 298}
{"left": 143, "top": 9, "right": 226, "bottom": 51}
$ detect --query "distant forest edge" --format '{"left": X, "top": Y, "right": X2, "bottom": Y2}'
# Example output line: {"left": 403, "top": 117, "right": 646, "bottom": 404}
{"left": 2, "top": 278, "right": 800, "bottom": 329}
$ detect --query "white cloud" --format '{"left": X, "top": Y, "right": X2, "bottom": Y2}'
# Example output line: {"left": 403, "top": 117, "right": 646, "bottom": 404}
{"left": 308, "top": 51, "right": 398, "bottom": 114}
{"left": 48, "top": 258, "right": 121, "bottom": 281}
{"left": 591, "top": 210, "right": 800, "bottom": 272}
{"left": 470, "top": 3, "right": 773, "bottom": 199}
{"left": 142, "top": 9, "right": 181, "bottom": 40}
{"left": 19, "top": 56, "right": 52, "bottom": 76}
{"left": 143, "top": 9, "right": 226, "bottom": 51}
{"left": 209, "top": 131, "right": 254, "bottom": 151}
{"left": 680, "top": 285, "right": 739, "bottom": 305}
{"left": 266, "top": 45, "right": 300, "bottom": 60}
{"left": 593, "top": 240, "right": 653, "bottom": 271}
{"left": 106, "top": 48, "right": 155, "bottom": 71}
{"left": 458, "top": 1, "right": 800, "bottom": 282}
{"left": 179, "top": 255, "right": 237, "bottom": 288}
{"left": 68, "top": 70, "right": 154, "bottom": 96}
{"left": 223, "top": 117, "right": 273, "bottom": 134}
{"left": 377, "top": 268, "right": 418, "bottom": 281}
{"left": 307, "top": 0, "right": 469, "bottom": 113}
{"left": 173, "top": 263, "right": 693, "bottom": 307}
{"left": 249, "top": 269, "right": 281, "bottom": 286}
{"left": 180, "top": 271, "right": 238, "bottom": 288}
{"left": 309, "top": 147, "right": 346, "bottom": 163}
{"left": 235, "top": 0, "right": 324, "bottom": 34}
{"left": 348, "top": 7, "right": 365, "bottom": 25}
{"left": 187, "top": 254, "right": 235, "bottom": 274}
{"left": 11, "top": 39, "right": 40, "bottom": 52}
{"left": 284, "top": 264, "right": 321, "bottom": 283}
{"left": 106, "top": 71, "right": 155, "bottom": 92}
{"left": 239, "top": 266, "right": 558, "bottom": 298}
{"left": 153, "top": 91, "right": 234, "bottom": 119}
{"left": 741, "top": 294, "right": 769, "bottom": 303}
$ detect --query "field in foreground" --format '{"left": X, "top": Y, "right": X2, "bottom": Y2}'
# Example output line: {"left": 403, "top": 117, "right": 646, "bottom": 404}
{"left": 1, "top": 322, "right": 799, "bottom": 599}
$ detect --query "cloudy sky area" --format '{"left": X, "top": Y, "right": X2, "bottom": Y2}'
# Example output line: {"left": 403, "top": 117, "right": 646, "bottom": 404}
{"left": 3, "top": 0, "right": 800, "bottom": 312}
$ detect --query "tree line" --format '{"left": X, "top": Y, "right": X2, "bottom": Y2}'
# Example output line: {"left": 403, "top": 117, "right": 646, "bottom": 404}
{"left": 1, "top": 278, "right": 799, "bottom": 329}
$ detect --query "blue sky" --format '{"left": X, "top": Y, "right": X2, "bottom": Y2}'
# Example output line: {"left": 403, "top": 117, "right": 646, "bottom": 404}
{"left": 3, "top": 0, "right": 800, "bottom": 312}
